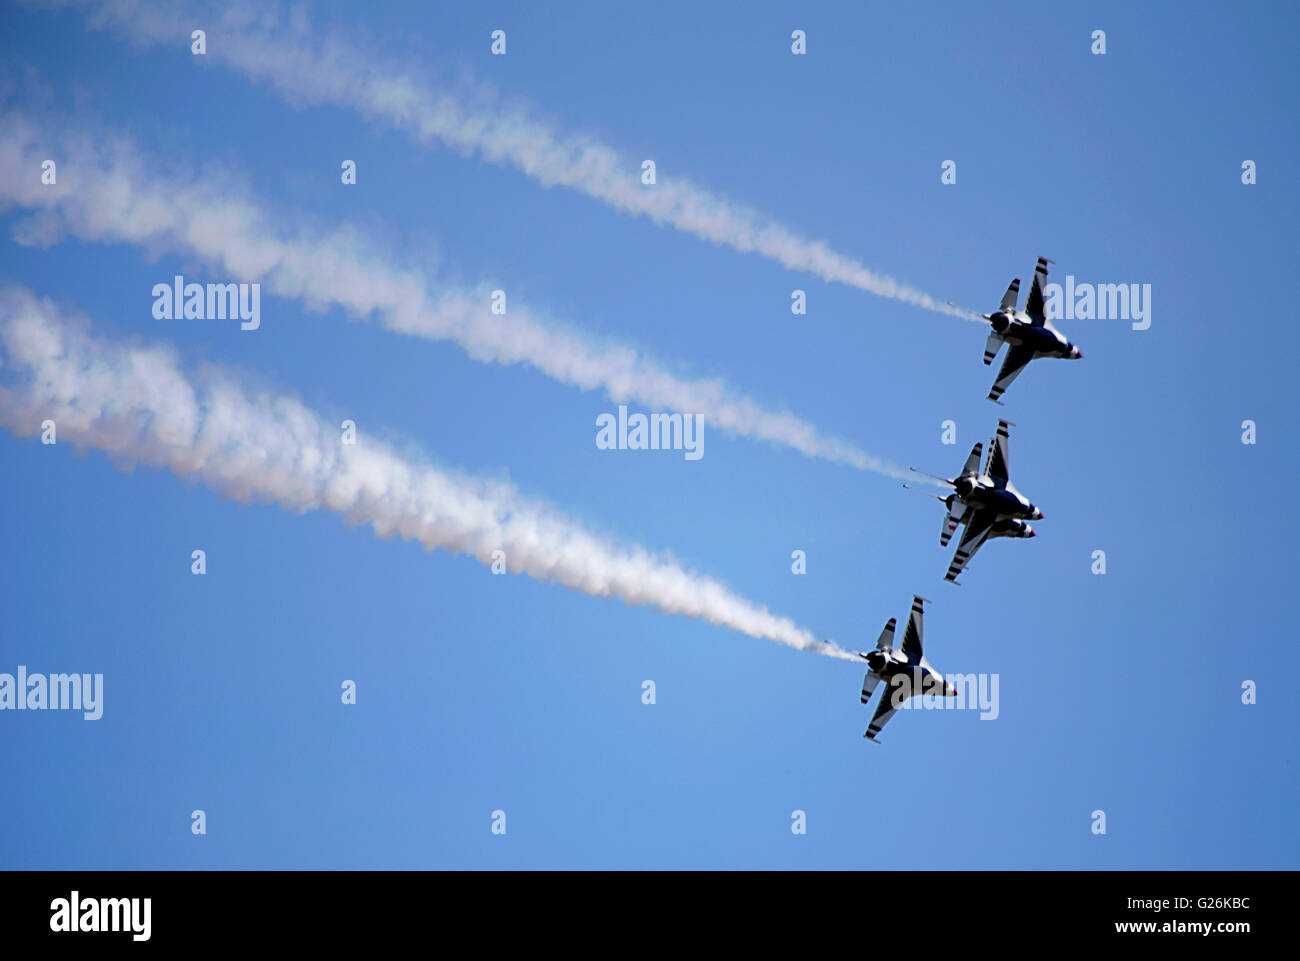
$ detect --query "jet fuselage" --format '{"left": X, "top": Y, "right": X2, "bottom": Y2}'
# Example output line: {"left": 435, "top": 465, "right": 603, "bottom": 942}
{"left": 952, "top": 480, "right": 1040, "bottom": 520}
{"left": 861, "top": 654, "right": 956, "bottom": 698}
{"left": 994, "top": 314, "right": 1080, "bottom": 359}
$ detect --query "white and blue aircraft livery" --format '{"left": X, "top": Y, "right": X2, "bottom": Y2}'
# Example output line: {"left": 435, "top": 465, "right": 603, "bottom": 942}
{"left": 854, "top": 596, "right": 958, "bottom": 742}
{"left": 906, "top": 419, "right": 1042, "bottom": 584}
{"left": 980, "top": 257, "right": 1084, "bottom": 403}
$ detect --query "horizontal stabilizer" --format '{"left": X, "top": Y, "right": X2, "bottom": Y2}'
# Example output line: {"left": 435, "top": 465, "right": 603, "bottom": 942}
{"left": 983, "top": 329, "right": 1004, "bottom": 365}
{"left": 939, "top": 502, "right": 963, "bottom": 546}
{"left": 999, "top": 277, "right": 1020, "bottom": 311}
{"left": 875, "top": 617, "right": 897, "bottom": 652}
{"left": 860, "top": 672, "right": 881, "bottom": 705}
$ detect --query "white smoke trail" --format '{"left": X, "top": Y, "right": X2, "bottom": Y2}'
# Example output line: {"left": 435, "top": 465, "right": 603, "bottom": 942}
{"left": 0, "top": 111, "right": 908, "bottom": 477}
{"left": 0, "top": 286, "right": 856, "bottom": 660}
{"left": 43, "top": 0, "right": 969, "bottom": 320}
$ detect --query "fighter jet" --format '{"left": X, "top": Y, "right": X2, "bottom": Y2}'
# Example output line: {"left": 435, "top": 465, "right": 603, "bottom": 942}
{"left": 906, "top": 419, "right": 1041, "bottom": 584}
{"left": 856, "top": 595, "right": 957, "bottom": 742}
{"left": 978, "top": 256, "right": 1083, "bottom": 403}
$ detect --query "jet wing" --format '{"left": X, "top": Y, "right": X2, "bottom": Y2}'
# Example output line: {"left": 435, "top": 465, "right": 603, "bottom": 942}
{"left": 960, "top": 441, "right": 983, "bottom": 478}
{"left": 987, "top": 344, "right": 1035, "bottom": 403}
{"left": 985, "top": 419, "right": 1011, "bottom": 487}
{"left": 945, "top": 509, "right": 998, "bottom": 583}
{"left": 1025, "top": 256, "right": 1051, "bottom": 324}
{"left": 900, "top": 596, "right": 925, "bottom": 660}
{"left": 864, "top": 678, "right": 909, "bottom": 741}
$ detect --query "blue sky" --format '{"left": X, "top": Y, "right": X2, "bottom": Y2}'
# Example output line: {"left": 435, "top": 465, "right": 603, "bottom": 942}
{"left": 0, "top": 0, "right": 1296, "bottom": 869}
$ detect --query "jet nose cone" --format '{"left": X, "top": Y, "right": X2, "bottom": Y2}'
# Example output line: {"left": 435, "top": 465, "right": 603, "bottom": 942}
{"left": 1074, "top": 348, "right": 1084, "bottom": 359}
{"left": 1026, "top": 526, "right": 1036, "bottom": 537}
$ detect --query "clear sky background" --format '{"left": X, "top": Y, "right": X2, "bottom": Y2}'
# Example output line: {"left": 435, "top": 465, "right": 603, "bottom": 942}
{"left": 0, "top": 0, "right": 1296, "bottom": 869}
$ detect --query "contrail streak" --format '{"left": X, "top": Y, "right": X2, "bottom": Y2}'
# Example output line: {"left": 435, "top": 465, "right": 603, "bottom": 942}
{"left": 0, "top": 286, "right": 856, "bottom": 660}
{"left": 44, "top": 0, "right": 969, "bottom": 319}
{"left": 0, "top": 110, "right": 907, "bottom": 477}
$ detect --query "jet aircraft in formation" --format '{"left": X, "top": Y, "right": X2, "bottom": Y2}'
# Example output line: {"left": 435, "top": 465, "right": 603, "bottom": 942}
{"left": 855, "top": 596, "right": 956, "bottom": 742}
{"left": 978, "top": 256, "right": 1083, "bottom": 404}
{"left": 907, "top": 419, "right": 1041, "bottom": 584}
{"left": 851, "top": 258, "right": 1084, "bottom": 742}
